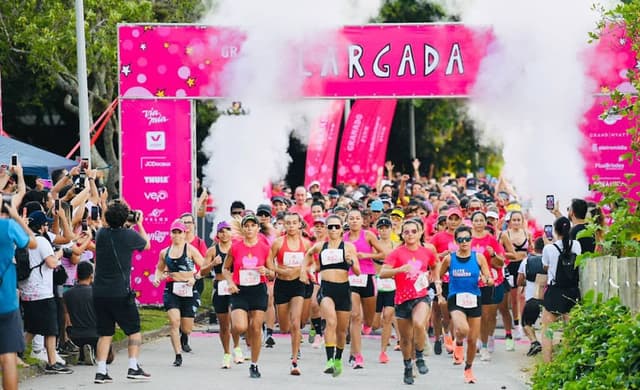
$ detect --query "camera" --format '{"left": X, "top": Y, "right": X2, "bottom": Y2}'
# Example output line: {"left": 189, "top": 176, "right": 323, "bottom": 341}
{"left": 62, "top": 247, "right": 74, "bottom": 258}
{"left": 11, "top": 154, "right": 17, "bottom": 166}
{"left": 75, "top": 172, "right": 86, "bottom": 192}
{"left": 127, "top": 210, "right": 141, "bottom": 223}
{"left": 81, "top": 219, "right": 88, "bottom": 231}
{"left": 544, "top": 224, "right": 553, "bottom": 239}
{"left": 81, "top": 158, "right": 89, "bottom": 171}
{"left": 90, "top": 206, "right": 99, "bottom": 220}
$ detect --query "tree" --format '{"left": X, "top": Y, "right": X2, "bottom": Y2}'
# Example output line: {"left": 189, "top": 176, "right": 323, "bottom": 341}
{"left": 0, "top": 0, "right": 206, "bottom": 193}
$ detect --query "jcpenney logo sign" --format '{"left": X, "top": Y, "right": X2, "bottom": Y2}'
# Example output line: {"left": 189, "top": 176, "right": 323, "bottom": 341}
{"left": 144, "top": 191, "right": 168, "bottom": 202}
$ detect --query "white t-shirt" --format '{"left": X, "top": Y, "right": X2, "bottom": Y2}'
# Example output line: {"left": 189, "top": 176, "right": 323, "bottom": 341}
{"left": 517, "top": 259, "right": 536, "bottom": 300}
{"left": 541, "top": 240, "right": 582, "bottom": 286}
{"left": 19, "top": 235, "right": 56, "bottom": 301}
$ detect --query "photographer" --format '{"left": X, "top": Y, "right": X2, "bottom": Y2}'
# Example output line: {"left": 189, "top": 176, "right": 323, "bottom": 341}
{"left": 92, "top": 201, "right": 150, "bottom": 383}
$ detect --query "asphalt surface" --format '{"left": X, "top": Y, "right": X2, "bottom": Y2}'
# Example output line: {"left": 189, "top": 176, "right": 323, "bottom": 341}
{"left": 20, "top": 324, "right": 532, "bottom": 389}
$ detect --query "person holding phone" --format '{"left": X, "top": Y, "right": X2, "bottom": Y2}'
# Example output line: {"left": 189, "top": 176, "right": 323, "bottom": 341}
{"left": 516, "top": 237, "right": 547, "bottom": 357}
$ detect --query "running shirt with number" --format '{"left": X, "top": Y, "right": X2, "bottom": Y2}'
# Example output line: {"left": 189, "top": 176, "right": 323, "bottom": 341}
{"left": 276, "top": 237, "right": 306, "bottom": 268}
{"left": 384, "top": 245, "right": 437, "bottom": 305}
{"left": 229, "top": 240, "right": 270, "bottom": 286}
{"left": 344, "top": 230, "right": 375, "bottom": 275}
{"left": 471, "top": 234, "right": 505, "bottom": 286}
{"left": 319, "top": 242, "right": 349, "bottom": 272}
{"left": 429, "top": 231, "right": 457, "bottom": 283}
{"left": 447, "top": 252, "right": 481, "bottom": 298}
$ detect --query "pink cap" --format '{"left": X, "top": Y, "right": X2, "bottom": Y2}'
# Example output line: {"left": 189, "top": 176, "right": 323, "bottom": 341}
{"left": 170, "top": 220, "right": 187, "bottom": 232}
{"left": 446, "top": 208, "right": 463, "bottom": 219}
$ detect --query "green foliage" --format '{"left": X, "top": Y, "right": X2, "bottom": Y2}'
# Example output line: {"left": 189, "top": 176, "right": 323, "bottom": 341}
{"left": 532, "top": 293, "right": 640, "bottom": 389}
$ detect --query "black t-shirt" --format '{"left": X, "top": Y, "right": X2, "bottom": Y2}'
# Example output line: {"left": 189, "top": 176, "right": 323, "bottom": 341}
{"left": 570, "top": 224, "right": 595, "bottom": 254}
{"left": 63, "top": 284, "right": 97, "bottom": 338}
{"left": 93, "top": 227, "right": 147, "bottom": 298}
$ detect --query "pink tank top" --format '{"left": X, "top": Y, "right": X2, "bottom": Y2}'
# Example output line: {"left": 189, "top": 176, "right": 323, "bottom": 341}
{"left": 344, "top": 230, "right": 375, "bottom": 275}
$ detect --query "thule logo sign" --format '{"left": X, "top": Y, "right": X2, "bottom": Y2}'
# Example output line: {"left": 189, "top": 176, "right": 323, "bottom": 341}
{"left": 144, "top": 176, "right": 169, "bottom": 184}
{"left": 144, "top": 191, "right": 168, "bottom": 202}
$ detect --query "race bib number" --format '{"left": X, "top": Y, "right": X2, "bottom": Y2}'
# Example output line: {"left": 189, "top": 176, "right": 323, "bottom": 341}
{"left": 217, "top": 280, "right": 231, "bottom": 296}
{"left": 321, "top": 249, "right": 344, "bottom": 266}
{"left": 349, "top": 274, "right": 368, "bottom": 287}
{"left": 239, "top": 269, "right": 261, "bottom": 286}
{"left": 377, "top": 277, "right": 396, "bottom": 291}
{"left": 283, "top": 252, "right": 304, "bottom": 267}
{"left": 414, "top": 272, "right": 429, "bottom": 292}
{"left": 456, "top": 292, "right": 478, "bottom": 309}
{"left": 172, "top": 282, "right": 193, "bottom": 297}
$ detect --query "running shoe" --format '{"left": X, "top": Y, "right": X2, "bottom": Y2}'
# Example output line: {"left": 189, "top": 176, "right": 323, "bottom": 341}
{"left": 479, "top": 348, "right": 491, "bottom": 361}
{"left": 233, "top": 347, "right": 244, "bottom": 364}
{"left": 362, "top": 325, "right": 372, "bottom": 335}
{"left": 444, "top": 335, "right": 454, "bottom": 354}
{"left": 453, "top": 345, "right": 464, "bottom": 365}
{"left": 60, "top": 340, "right": 80, "bottom": 354}
{"left": 83, "top": 344, "right": 96, "bottom": 365}
{"left": 249, "top": 364, "right": 261, "bottom": 378}
{"left": 173, "top": 354, "right": 183, "bottom": 367}
{"left": 379, "top": 351, "right": 389, "bottom": 364}
{"left": 527, "top": 341, "right": 542, "bottom": 357}
{"left": 464, "top": 368, "right": 477, "bottom": 384}
{"left": 514, "top": 325, "right": 524, "bottom": 340}
{"left": 44, "top": 362, "right": 73, "bottom": 374}
{"left": 94, "top": 372, "right": 113, "bottom": 384}
{"left": 434, "top": 337, "right": 443, "bottom": 355}
{"left": 221, "top": 353, "right": 232, "bottom": 369}
{"left": 415, "top": 358, "right": 428, "bottom": 375}
{"left": 332, "top": 359, "right": 343, "bottom": 377}
{"left": 308, "top": 328, "right": 316, "bottom": 344}
{"left": 127, "top": 365, "right": 151, "bottom": 380}
{"left": 312, "top": 335, "right": 323, "bottom": 349}
{"left": 403, "top": 366, "right": 414, "bottom": 385}
{"left": 290, "top": 361, "right": 301, "bottom": 376}
{"left": 265, "top": 335, "right": 276, "bottom": 348}
{"left": 324, "top": 358, "right": 335, "bottom": 374}
{"left": 394, "top": 341, "right": 401, "bottom": 351}
{"left": 353, "top": 353, "right": 364, "bottom": 369}
{"left": 30, "top": 349, "right": 48, "bottom": 362}
{"left": 505, "top": 338, "right": 515, "bottom": 352}
{"left": 348, "top": 355, "right": 356, "bottom": 367}
{"left": 488, "top": 336, "right": 495, "bottom": 353}
{"left": 181, "top": 343, "right": 192, "bottom": 353}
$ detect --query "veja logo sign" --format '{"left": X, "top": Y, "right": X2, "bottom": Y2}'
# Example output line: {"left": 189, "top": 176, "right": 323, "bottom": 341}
{"left": 149, "top": 230, "right": 170, "bottom": 243}
{"left": 144, "top": 176, "right": 169, "bottom": 184}
{"left": 144, "top": 190, "right": 168, "bottom": 202}
{"left": 146, "top": 131, "right": 166, "bottom": 150}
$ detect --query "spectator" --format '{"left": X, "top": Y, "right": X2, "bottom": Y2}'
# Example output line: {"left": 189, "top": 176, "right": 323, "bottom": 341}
{"left": 517, "top": 237, "right": 547, "bottom": 357}
{"left": 568, "top": 198, "right": 596, "bottom": 253}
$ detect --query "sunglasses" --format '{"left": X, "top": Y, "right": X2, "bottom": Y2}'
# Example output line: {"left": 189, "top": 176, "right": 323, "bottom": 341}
{"left": 257, "top": 212, "right": 271, "bottom": 217}
{"left": 456, "top": 236, "right": 472, "bottom": 243}
{"left": 327, "top": 224, "right": 342, "bottom": 230}
{"left": 231, "top": 211, "right": 243, "bottom": 216}
{"left": 402, "top": 228, "right": 418, "bottom": 235}
{"left": 171, "top": 229, "right": 184, "bottom": 234}
{"left": 469, "top": 207, "right": 482, "bottom": 212}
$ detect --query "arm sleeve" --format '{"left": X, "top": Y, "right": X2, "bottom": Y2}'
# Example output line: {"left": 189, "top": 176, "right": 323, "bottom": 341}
{"left": 8, "top": 220, "right": 29, "bottom": 249}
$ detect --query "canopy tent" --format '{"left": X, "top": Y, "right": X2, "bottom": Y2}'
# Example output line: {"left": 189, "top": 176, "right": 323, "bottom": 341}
{"left": 0, "top": 136, "right": 77, "bottom": 178}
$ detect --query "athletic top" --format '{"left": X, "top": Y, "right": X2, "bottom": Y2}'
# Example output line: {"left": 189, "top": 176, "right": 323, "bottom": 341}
{"left": 344, "top": 230, "right": 375, "bottom": 275}
{"left": 471, "top": 234, "right": 505, "bottom": 286}
{"left": 384, "top": 245, "right": 437, "bottom": 305}
{"left": 276, "top": 236, "right": 306, "bottom": 268}
{"left": 212, "top": 243, "right": 227, "bottom": 276}
{"left": 508, "top": 230, "right": 529, "bottom": 253}
{"left": 319, "top": 242, "right": 350, "bottom": 272}
{"left": 229, "top": 239, "right": 270, "bottom": 286}
{"left": 448, "top": 252, "right": 481, "bottom": 298}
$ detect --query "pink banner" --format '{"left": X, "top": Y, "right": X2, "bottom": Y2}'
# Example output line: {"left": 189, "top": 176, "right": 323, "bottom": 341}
{"left": 120, "top": 99, "right": 193, "bottom": 305}
{"left": 581, "top": 95, "right": 639, "bottom": 192}
{"left": 586, "top": 24, "right": 638, "bottom": 95}
{"left": 304, "top": 100, "right": 345, "bottom": 192}
{"left": 118, "top": 24, "right": 492, "bottom": 98}
{"left": 336, "top": 99, "right": 397, "bottom": 186}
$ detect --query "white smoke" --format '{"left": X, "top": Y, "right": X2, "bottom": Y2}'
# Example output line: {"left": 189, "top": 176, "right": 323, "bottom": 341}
{"left": 437, "top": 0, "right": 618, "bottom": 224}
{"left": 200, "top": 0, "right": 381, "bottom": 218}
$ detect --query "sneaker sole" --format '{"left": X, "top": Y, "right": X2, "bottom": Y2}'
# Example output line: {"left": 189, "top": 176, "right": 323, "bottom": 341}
{"left": 127, "top": 375, "right": 151, "bottom": 380}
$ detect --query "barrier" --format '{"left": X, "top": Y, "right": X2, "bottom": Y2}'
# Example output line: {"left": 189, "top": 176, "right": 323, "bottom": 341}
{"left": 580, "top": 256, "right": 640, "bottom": 312}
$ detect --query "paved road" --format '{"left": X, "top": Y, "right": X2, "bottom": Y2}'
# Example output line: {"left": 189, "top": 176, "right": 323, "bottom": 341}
{"left": 21, "top": 325, "right": 531, "bottom": 389}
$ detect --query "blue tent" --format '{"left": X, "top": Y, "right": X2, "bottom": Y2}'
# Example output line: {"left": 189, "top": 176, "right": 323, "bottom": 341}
{"left": 0, "top": 136, "right": 77, "bottom": 178}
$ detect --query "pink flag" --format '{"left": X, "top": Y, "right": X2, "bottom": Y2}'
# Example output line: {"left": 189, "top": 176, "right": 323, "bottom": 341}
{"left": 336, "top": 99, "right": 397, "bottom": 186}
{"left": 304, "top": 100, "right": 345, "bottom": 192}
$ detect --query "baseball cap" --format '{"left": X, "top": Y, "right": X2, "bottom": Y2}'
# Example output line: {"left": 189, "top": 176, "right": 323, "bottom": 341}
{"left": 28, "top": 211, "right": 53, "bottom": 228}
{"left": 390, "top": 209, "right": 405, "bottom": 219}
{"left": 308, "top": 180, "right": 321, "bottom": 191}
{"left": 313, "top": 217, "right": 326, "bottom": 225}
{"left": 327, "top": 189, "right": 339, "bottom": 198}
{"left": 333, "top": 205, "right": 348, "bottom": 213}
{"left": 446, "top": 208, "right": 463, "bottom": 219}
{"left": 256, "top": 204, "right": 272, "bottom": 216}
{"left": 241, "top": 214, "right": 259, "bottom": 226}
{"left": 370, "top": 199, "right": 384, "bottom": 212}
{"left": 271, "top": 196, "right": 286, "bottom": 204}
{"left": 376, "top": 217, "right": 392, "bottom": 228}
{"left": 170, "top": 220, "right": 187, "bottom": 232}
{"left": 486, "top": 210, "right": 499, "bottom": 219}
{"left": 216, "top": 221, "right": 231, "bottom": 232}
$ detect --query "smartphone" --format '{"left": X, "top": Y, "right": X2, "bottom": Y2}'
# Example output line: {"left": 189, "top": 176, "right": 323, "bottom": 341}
{"left": 11, "top": 154, "right": 17, "bottom": 166}
{"left": 544, "top": 224, "right": 553, "bottom": 239}
{"left": 81, "top": 158, "right": 89, "bottom": 170}
{"left": 55, "top": 199, "right": 61, "bottom": 210}
{"left": 91, "top": 205, "right": 99, "bottom": 220}
{"left": 545, "top": 195, "right": 555, "bottom": 210}
{"left": 81, "top": 219, "right": 88, "bottom": 231}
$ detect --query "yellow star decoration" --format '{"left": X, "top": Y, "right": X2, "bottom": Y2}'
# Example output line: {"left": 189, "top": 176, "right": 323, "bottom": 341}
{"left": 185, "top": 46, "right": 194, "bottom": 55}
{"left": 186, "top": 77, "right": 196, "bottom": 88}
{"left": 163, "top": 42, "right": 170, "bottom": 49}
{"left": 155, "top": 89, "right": 166, "bottom": 97}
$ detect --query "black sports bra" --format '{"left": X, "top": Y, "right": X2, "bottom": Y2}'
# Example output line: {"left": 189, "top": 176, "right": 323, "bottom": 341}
{"left": 319, "top": 242, "right": 350, "bottom": 272}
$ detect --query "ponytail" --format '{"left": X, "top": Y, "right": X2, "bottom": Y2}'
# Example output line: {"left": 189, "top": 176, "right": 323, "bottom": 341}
{"left": 554, "top": 216, "right": 572, "bottom": 255}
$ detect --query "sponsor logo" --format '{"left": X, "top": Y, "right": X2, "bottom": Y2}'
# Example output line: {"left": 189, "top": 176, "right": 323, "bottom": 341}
{"left": 145, "top": 208, "right": 169, "bottom": 224}
{"left": 144, "top": 176, "right": 169, "bottom": 184}
{"left": 148, "top": 230, "right": 170, "bottom": 243}
{"left": 142, "top": 108, "right": 169, "bottom": 125}
{"left": 148, "top": 208, "right": 165, "bottom": 218}
{"left": 140, "top": 157, "right": 172, "bottom": 169}
{"left": 146, "top": 131, "right": 166, "bottom": 150}
{"left": 144, "top": 190, "right": 168, "bottom": 202}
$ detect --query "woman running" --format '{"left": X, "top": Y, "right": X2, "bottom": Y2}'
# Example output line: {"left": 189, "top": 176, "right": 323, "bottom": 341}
{"left": 201, "top": 221, "right": 242, "bottom": 368}
{"left": 222, "top": 214, "right": 275, "bottom": 379}
{"left": 301, "top": 215, "right": 360, "bottom": 377}
{"left": 268, "top": 212, "right": 311, "bottom": 375}
{"left": 307, "top": 217, "right": 328, "bottom": 348}
{"left": 379, "top": 219, "right": 438, "bottom": 385}
{"left": 344, "top": 209, "right": 387, "bottom": 369}
{"left": 152, "top": 220, "right": 205, "bottom": 367}
{"left": 437, "top": 225, "right": 494, "bottom": 384}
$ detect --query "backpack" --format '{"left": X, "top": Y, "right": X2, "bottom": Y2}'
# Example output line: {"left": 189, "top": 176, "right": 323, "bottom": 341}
{"left": 525, "top": 255, "right": 544, "bottom": 282}
{"left": 16, "top": 247, "right": 44, "bottom": 282}
{"left": 552, "top": 242, "right": 579, "bottom": 288}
